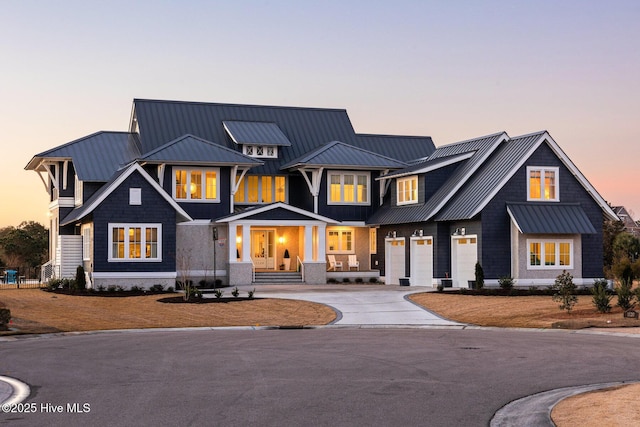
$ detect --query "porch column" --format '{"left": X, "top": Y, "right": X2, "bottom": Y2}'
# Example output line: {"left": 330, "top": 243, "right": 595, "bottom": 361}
{"left": 316, "top": 224, "right": 327, "bottom": 262}
{"left": 228, "top": 223, "right": 237, "bottom": 262}
{"left": 242, "top": 224, "right": 251, "bottom": 262}
{"left": 304, "top": 225, "right": 313, "bottom": 262}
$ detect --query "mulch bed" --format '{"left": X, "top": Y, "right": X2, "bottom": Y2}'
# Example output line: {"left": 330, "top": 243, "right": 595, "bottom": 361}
{"left": 158, "top": 296, "right": 258, "bottom": 304}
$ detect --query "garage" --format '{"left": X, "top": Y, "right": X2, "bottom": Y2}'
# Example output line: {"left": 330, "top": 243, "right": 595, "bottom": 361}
{"left": 451, "top": 235, "right": 477, "bottom": 288}
{"left": 385, "top": 237, "right": 405, "bottom": 285}
{"left": 410, "top": 236, "right": 433, "bottom": 286}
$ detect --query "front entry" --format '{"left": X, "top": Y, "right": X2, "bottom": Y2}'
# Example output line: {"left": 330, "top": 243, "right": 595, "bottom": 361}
{"left": 251, "top": 229, "right": 275, "bottom": 270}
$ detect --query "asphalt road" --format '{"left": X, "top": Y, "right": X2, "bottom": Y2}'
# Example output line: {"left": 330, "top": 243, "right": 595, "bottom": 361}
{"left": 1, "top": 328, "right": 639, "bottom": 426}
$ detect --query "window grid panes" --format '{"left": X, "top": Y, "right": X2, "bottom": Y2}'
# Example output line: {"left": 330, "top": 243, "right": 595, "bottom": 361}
{"left": 327, "top": 229, "right": 354, "bottom": 253}
{"left": 109, "top": 224, "right": 161, "bottom": 261}
{"left": 173, "top": 168, "right": 219, "bottom": 202}
{"left": 528, "top": 240, "right": 572, "bottom": 269}
{"left": 528, "top": 167, "right": 559, "bottom": 201}
{"left": 234, "top": 175, "right": 287, "bottom": 204}
{"left": 397, "top": 176, "right": 418, "bottom": 205}
{"left": 328, "top": 172, "right": 369, "bottom": 205}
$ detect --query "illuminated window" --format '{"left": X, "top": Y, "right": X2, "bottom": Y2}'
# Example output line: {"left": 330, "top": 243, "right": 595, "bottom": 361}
{"left": 528, "top": 167, "right": 558, "bottom": 201}
{"left": 109, "top": 224, "right": 162, "bottom": 261}
{"left": 370, "top": 228, "right": 377, "bottom": 254}
{"left": 528, "top": 239, "right": 572, "bottom": 269}
{"left": 173, "top": 167, "right": 219, "bottom": 202}
{"left": 235, "top": 175, "right": 287, "bottom": 204}
{"left": 327, "top": 172, "right": 369, "bottom": 205}
{"left": 397, "top": 176, "right": 418, "bottom": 205}
{"left": 327, "top": 228, "right": 354, "bottom": 253}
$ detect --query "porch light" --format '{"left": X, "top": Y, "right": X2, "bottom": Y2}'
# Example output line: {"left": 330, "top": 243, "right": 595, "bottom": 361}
{"left": 236, "top": 236, "right": 242, "bottom": 244}
{"left": 278, "top": 236, "right": 285, "bottom": 244}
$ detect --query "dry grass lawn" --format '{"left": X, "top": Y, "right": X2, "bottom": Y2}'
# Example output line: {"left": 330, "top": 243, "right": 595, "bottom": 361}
{"left": 0, "top": 289, "right": 336, "bottom": 335}
{"left": 409, "top": 292, "right": 640, "bottom": 329}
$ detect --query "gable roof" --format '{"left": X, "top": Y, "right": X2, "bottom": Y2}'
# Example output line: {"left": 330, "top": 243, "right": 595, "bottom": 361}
{"left": 25, "top": 131, "right": 141, "bottom": 182}
{"left": 280, "top": 140, "right": 408, "bottom": 170}
{"left": 60, "top": 163, "right": 192, "bottom": 226}
{"left": 378, "top": 151, "right": 474, "bottom": 179}
{"left": 138, "top": 134, "right": 263, "bottom": 166}
{"left": 216, "top": 202, "right": 338, "bottom": 223}
{"left": 223, "top": 121, "right": 292, "bottom": 146}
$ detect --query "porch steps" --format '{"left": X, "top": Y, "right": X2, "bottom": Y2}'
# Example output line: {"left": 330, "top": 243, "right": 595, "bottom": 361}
{"left": 253, "top": 271, "right": 303, "bottom": 284}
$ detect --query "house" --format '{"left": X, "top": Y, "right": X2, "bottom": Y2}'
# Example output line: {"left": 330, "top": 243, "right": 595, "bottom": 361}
{"left": 25, "top": 99, "right": 434, "bottom": 288}
{"left": 368, "top": 131, "right": 618, "bottom": 287}
{"left": 612, "top": 206, "right": 640, "bottom": 238}
{"left": 25, "top": 99, "right": 616, "bottom": 289}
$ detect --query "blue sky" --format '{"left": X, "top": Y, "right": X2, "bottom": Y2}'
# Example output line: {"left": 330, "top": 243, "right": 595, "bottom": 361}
{"left": 2, "top": 0, "right": 639, "bottom": 227}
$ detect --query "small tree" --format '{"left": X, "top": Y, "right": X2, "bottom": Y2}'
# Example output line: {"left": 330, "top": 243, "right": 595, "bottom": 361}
{"left": 615, "top": 263, "right": 636, "bottom": 311}
{"left": 75, "top": 265, "right": 87, "bottom": 291}
{"left": 591, "top": 279, "right": 612, "bottom": 313}
{"left": 474, "top": 262, "right": 484, "bottom": 290}
{"left": 551, "top": 270, "right": 578, "bottom": 313}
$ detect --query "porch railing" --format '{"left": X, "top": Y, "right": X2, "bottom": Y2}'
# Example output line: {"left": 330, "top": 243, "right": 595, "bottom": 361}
{"left": 250, "top": 258, "right": 256, "bottom": 283}
{"left": 296, "top": 256, "right": 305, "bottom": 283}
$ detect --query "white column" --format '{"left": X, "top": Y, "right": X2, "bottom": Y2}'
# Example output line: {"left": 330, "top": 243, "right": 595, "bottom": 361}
{"left": 242, "top": 224, "right": 251, "bottom": 262}
{"left": 228, "top": 223, "right": 237, "bottom": 262}
{"left": 317, "top": 224, "right": 327, "bottom": 262}
{"left": 304, "top": 225, "right": 313, "bottom": 262}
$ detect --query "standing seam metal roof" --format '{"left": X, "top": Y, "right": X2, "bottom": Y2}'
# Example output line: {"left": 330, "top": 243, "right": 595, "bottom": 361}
{"left": 223, "top": 121, "right": 292, "bottom": 146}
{"left": 280, "top": 140, "right": 408, "bottom": 169}
{"left": 507, "top": 202, "right": 597, "bottom": 234}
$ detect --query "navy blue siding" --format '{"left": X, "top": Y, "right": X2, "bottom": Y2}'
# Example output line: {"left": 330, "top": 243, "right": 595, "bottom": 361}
{"left": 317, "top": 171, "right": 380, "bottom": 221}
{"left": 92, "top": 171, "right": 177, "bottom": 273}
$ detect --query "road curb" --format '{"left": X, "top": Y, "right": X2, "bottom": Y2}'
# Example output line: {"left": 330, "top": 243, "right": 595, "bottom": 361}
{"left": 0, "top": 375, "right": 30, "bottom": 406}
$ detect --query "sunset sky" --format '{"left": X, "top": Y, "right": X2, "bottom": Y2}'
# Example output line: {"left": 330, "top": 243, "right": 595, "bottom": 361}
{"left": 2, "top": 0, "right": 639, "bottom": 228}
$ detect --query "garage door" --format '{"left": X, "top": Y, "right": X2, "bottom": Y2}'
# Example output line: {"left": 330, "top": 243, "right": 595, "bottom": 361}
{"left": 385, "top": 238, "right": 405, "bottom": 285}
{"left": 410, "top": 237, "right": 433, "bottom": 286}
{"left": 452, "top": 236, "right": 477, "bottom": 288}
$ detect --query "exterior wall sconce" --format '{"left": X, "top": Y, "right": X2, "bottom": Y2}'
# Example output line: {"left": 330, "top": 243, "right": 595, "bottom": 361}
{"left": 278, "top": 236, "right": 285, "bottom": 244}
{"left": 236, "top": 236, "right": 242, "bottom": 244}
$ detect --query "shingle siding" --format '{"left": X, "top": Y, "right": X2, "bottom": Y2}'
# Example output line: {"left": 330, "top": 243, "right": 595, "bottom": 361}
{"left": 92, "top": 171, "right": 177, "bottom": 273}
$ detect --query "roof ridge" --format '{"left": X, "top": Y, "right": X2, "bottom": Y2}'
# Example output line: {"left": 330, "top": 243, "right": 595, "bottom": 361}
{"left": 508, "top": 130, "right": 548, "bottom": 140}
{"left": 356, "top": 133, "right": 433, "bottom": 139}
{"left": 133, "top": 98, "right": 348, "bottom": 113}
{"left": 435, "top": 131, "right": 507, "bottom": 149}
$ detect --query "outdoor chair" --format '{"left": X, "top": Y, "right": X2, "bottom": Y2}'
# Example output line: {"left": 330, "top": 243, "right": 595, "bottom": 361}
{"left": 327, "top": 255, "right": 343, "bottom": 271}
{"left": 348, "top": 255, "right": 360, "bottom": 271}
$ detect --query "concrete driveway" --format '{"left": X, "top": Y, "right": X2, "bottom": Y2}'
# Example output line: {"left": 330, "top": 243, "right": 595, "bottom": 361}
{"left": 228, "top": 284, "right": 464, "bottom": 326}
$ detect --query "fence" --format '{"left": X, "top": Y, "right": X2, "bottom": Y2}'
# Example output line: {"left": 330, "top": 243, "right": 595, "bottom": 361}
{"left": 0, "top": 267, "right": 46, "bottom": 289}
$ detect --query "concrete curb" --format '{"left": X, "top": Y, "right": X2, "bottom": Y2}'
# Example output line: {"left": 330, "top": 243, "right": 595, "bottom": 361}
{"left": 490, "top": 381, "right": 640, "bottom": 426}
{"left": 0, "top": 375, "right": 30, "bottom": 406}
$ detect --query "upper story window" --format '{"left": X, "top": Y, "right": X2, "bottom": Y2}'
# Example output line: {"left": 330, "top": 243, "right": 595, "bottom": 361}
{"left": 173, "top": 167, "right": 219, "bottom": 202}
{"left": 108, "top": 223, "right": 161, "bottom": 262}
{"left": 397, "top": 176, "right": 418, "bottom": 205}
{"left": 243, "top": 145, "right": 278, "bottom": 158}
{"left": 528, "top": 167, "right": 558, "bottom": 201}
{"left": 235, "top": 175, "right": 286, "bottom": 204}
{"left": 328, "top": 171, "right": 369, "bottom": 205}
{"left": 528, "top": 239, "right": 572, "bottom": 269}
{"left": 74, "top": 175, "right": 83, "bottom": 206}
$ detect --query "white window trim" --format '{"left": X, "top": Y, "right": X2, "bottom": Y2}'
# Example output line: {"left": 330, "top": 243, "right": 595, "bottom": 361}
{"left": 235, "top": 175, "right": 287, "bottom": 204}
{"left": 396, "top": 175, "right": 418, "bottom": 206}
{"left": 527, "top": 238, "right": 573, "bottom": 269}
{"left": 327, "top": 227, "right": 355, "bottom": 254}
{"left": 243, "top": 145, "right": 278, "bottom": 158}
{"left": 527, "top": 166, "right": 559, "bottom": 202}
{"left": 108, "top": 223, "right": 162, "bottom": 262}
{"left": 74, "top": 175, "right": 83, "bottom": 207}
{"left": 172, "top": 167, "right": 220, "bottom": 203}
{"left": 327, "top": 171, "right": 371, "bottom": 206}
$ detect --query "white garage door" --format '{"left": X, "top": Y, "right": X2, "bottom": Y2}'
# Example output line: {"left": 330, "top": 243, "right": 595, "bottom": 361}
{"left": 385, "top": 238, "right": 405, "bottom": 285}
{"left": 452, "top": 236, "right": 477, "bottom": 288}
{"left": 410, "top": 237, "right": 433, "bottom": 286}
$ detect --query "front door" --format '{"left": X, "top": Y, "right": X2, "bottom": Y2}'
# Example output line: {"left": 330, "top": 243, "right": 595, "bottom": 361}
{"left": 251, "top": 230, "right": 275, "bottom": 270}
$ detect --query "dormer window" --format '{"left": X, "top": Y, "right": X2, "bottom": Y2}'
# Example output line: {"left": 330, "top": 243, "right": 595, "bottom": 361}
{"left": 397, "top": 176, "right": 418, "bottom": 205}
{"left": 243, "top": 145, "right": 278, "bottom": 158}
{"left": 528, "top": 167, "right": 558, "bottom": 201}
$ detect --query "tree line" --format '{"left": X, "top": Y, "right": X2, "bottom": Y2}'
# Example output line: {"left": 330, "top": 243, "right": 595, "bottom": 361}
{"left": 0, "top": 221, "right": 48, "bottom": 274}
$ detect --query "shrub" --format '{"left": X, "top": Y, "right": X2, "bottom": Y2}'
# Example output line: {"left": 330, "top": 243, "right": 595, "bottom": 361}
{"left": 97, "top": 285, "right": 106, "bottom": 292}
{"left": 47, "top": 278, "right": 62, "bottom": 291}
{"left": 615, "top": 281, "right": 636, "bottom": 311}
{"left": 498, "top": 276, "right": 514, "bottom": 290}
{"left": 342, "top": 278, "right": 351, "bottom": 283}
{"left": 247, "top": 289, "right": 255, "bottom": 299}
{"left": 231, "top": 287, "right": 240, "bottom": 297}
{"left": 551, "top": 270, "right": 578, "bottom": 313}
{"left": 369, "top": 277, "right": 378, "bottom": 284}
{"left": 437, "top": 284, "right": 444, "bottom": 292}
{"left": 107, "top": 285, "right": 117, "bottom": 293}
{"left": 214, "top": 289, "right": 223, "bottom": 299}
{"left": 355, "top": 277, "right": 363, "bottom": 283}
{"left": 150, "top": 284, "right": 165, "bottom": 293}
{"left": 0, "top": 308, "right": 10, "bottom": 330}
{"left": 591, "top": 279, "right": 612, "bottom": 313}
{"left": 327, "top": 278, "right": 338, "bottom": 284}
{"left": 474, "top": 262, "right": 484, "bottom": 289}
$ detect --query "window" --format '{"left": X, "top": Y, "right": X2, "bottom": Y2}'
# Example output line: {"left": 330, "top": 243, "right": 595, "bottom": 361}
{"left": 243, "top": 145, "right": 278, "bottom": 158}
{"left": 108, "top": 224, "right": 161, "bottom": 261}
{"left": 528, "top": 239, "right": 572, "bottom": 269}
{"left": 528, "top": 167, "right": 558, "bottom": 201}
{"left": 327, "top": 172, "right": 369, "bottom": 205}
{"left": 397, "top": 176, "right": 418, "bottom": 205}
{"left": 370, "top": 228, "right": 377, "bottom": 254}
{"left": 82, "top": 225, "right": 91, "bottom": 260}
{"left": 173, "top": 168, "right": 219, "bottom": 202}
{"left": 327, "top": 228, "right": 354, "bottom": 253}
{"left": 74, "top": 175, "right": 83, "bottom": 206}
{"left": 129, "top": 188, "right": 142, "bottom": 205}
{"left": 235, "top": 175, "right": 286, "bottom": 204}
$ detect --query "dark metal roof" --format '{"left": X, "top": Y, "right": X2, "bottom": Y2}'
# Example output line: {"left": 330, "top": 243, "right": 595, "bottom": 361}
{"left": 367, "top": 132, "right": 508, "bottom": 225}
{"left": 507, "top": 203, "right": 597, "bottom": 234}
{"left": 133, "top": 99, "right": 435, "bottom": 175}
{"left": 379, "top": 152, "right": 473, "bottom": 179}
{"left": 435, "top": 131, "right": 546, "bottom": 221}
{"left": 25, "top": 132, "right": 141, "bottom": 182}
{"left": 138, "top": 134, "right": 263, "bottom": 166}
{"left": 223, "top": 121, "right": 292, "bottom": 146}
{"left": 280, "top": 141, "right": 407, "bottom": 170}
